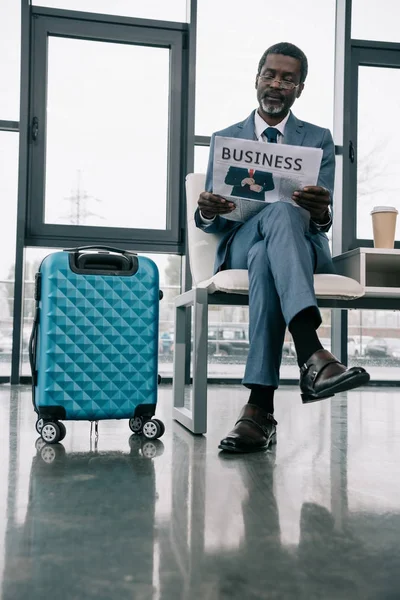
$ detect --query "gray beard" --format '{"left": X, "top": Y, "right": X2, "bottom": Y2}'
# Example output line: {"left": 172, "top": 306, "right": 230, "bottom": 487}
{"left": 261, "top": 98, "right": 285, "bottom": 115}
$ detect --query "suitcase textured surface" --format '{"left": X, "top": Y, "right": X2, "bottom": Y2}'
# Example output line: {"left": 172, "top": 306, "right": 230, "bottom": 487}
{"left": 34, "top": 250, "right": 159, "bottom": 421}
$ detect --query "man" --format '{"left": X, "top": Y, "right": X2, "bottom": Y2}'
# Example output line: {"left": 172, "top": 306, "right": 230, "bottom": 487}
{"left": 195, "top": 42, "right": 370, "bottom": 453}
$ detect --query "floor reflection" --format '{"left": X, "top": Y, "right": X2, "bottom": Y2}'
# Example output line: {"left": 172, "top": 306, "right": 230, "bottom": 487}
{"left": 3, "top": 434, "right": 163, "bottom": 599}
{"left": 1, "top": 385, "right": 400, "bottom": 598}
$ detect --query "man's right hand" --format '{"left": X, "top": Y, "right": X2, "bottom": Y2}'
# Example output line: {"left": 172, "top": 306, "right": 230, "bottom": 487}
{"left": 198, "top": 192, "right": 236, "bottom": 219}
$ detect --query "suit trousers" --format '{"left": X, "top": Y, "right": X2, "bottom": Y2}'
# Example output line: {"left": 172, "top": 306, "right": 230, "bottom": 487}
{"left": 224, "top": 201, "right": 328, "bottom": 388}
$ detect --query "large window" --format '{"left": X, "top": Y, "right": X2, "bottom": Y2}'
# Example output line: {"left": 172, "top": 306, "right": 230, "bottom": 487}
{"left": 44, "top": 37, "right": 169, "bottom": 230}
{"left": 194, "top": 146, "right": 210, "bottom": 175}
{"left": 352, "top": 0, "right": 400, "bottom": 43}
{"left": 348, "top": 310, "right": 400, "bottom": 382}
{"left": 0, "top": 133, "right": 19, "bottom": 377}
{"left": 27, "top": 13, "right": 184, "bottom": 250}
{"left": 193, "top": 0, "right": 337, "bottom": 380}
{"left": 0, "top": 1, "right": 21, "bottom": 119}
{"left": 195, "top": 0, "right": 336, "bottom": 136}
{"left": 4, "top": 1, "right": 400, "bottom": 386}
{"left": 348, "top": 44, "right": 400, "bottom": 250}
{"left": 31, "top": 0, "right": 188, "bottom": 22}
{"left": 162, "top": 306, "right": 332, "bottom": 381}
{"left": 356, "top": 65, "right": 400, "bottom": 241}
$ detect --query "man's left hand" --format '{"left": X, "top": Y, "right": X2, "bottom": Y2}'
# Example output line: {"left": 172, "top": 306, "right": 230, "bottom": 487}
{"left": 292, "top": 186, "right": 331, "bottom": 222}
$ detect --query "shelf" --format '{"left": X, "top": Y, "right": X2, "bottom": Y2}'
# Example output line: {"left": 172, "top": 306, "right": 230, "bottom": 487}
{"left": 333, "top": 248, "right": 400, "bottom": 298}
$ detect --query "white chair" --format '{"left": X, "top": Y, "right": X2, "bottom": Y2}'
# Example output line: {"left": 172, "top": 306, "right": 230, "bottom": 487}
{"left": 173, "top": 173, "right": 365, "bottom": 434}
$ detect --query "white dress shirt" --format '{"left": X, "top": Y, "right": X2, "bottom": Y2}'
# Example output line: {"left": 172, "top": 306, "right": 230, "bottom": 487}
{"left": 253, "top": 109, "right": 291, "bottom": 143}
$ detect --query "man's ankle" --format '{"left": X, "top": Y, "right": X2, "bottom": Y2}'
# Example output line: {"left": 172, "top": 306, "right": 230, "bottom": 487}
{"left": 248, "top": 385, "right": 275, "bottom": 415}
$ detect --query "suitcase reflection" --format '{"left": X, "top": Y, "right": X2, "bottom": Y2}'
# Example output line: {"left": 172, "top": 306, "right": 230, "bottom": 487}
{"left": 3, "top": 436, "right": 164, "bottom": 599}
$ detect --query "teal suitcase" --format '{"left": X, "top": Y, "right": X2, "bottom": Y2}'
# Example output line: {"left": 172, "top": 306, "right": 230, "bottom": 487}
{"left": 29, "top": 246, "right": 165, "bottom": 444}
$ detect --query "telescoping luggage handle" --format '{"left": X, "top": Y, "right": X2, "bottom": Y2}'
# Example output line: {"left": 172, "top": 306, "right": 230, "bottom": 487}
{"left": 29, "top": 273, "right": 41, "bottom": 412}
{"left": 64, "top": 245, "right": 139, "bottom": 276}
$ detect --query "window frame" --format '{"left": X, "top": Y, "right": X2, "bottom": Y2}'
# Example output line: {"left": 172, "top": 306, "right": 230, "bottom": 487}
{"left": 27, "top": 8, "right": 188, "bottom": 252}
{"left": 346, "top": 40, "right": 400, "bottom": 251}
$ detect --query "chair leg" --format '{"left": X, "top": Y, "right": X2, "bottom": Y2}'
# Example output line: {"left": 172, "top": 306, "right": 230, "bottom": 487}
{"left": 192, "top": 288, "right": 209, "bottom": 433}
{"left": 331, "top": 309, "right": 348, "bottom": 365}
{"left": 173, "top": 288, "right": 209, "bottom": 434}
{"left": 173, "top": 294, "right": 189, "bottom": 411}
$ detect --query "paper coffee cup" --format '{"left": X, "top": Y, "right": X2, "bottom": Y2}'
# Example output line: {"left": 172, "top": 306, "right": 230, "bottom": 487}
{"left": 370, "top": 206, "right": 398, "bottom": 249}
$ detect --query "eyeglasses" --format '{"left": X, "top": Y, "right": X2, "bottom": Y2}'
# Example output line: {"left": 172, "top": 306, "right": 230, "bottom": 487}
{"left": 258, "top": 75, "right": 300, "bottom": 91}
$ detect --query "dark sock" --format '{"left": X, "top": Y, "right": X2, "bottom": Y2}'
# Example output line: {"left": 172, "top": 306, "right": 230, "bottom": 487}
{"left": 289, "top": 307, "right": 323, "bottom": 367}
{"left": 248, "top": 385, "right": 275, "bottom": 415}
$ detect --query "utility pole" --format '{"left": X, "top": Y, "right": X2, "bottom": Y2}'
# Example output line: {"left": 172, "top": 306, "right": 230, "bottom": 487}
{"left": 62, "top": 170, "right": 103, "bottom": 225}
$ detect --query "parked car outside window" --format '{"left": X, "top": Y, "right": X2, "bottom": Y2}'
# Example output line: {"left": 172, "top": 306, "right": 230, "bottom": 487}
{"left": 364, "top": 337, "right": 400, "bottom": 359}
{"left": 207, "top": 325, "right": 249, "bottom": 357}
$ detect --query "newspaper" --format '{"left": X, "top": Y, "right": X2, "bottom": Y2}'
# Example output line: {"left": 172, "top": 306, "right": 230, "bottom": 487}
{"left": 213, "top": 136, "right": 323, "bottom": 222}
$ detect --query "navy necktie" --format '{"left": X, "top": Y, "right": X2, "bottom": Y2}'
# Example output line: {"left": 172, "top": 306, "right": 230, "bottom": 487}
{"left": 264, "top": 127, "right": 279, "bottom": 143}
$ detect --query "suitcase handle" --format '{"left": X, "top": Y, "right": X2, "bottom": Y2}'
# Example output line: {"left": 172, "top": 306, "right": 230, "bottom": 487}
{"left": 67, "top": 246, "right": 139, "bottom": 275}
{"left": 64, "top": 245, "right": 136, "bottom": 255}
{"left": 29, "top": 277, "right": 40, "bottom": 413}
{"left": 29, "top": 318, "right": 38, "bottom": 383}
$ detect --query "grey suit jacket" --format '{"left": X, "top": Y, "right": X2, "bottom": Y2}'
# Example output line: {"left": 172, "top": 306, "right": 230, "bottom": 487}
{"left": 194, "top": 110, "right": 335, "bottom": 274}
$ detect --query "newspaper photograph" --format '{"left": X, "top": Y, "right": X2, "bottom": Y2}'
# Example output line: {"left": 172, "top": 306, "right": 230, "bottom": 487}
{"left": 213, "top": 136, "right": 323, "bottom": 222}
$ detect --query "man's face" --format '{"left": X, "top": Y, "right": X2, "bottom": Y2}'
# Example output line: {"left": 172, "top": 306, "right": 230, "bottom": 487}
{"left": 256, "top": 53, "right": 304, "bottom": 118}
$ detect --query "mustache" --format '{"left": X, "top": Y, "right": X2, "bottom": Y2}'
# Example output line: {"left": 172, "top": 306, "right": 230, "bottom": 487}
{"left": 263, "top": 93, "right": 284, "bottom": 102}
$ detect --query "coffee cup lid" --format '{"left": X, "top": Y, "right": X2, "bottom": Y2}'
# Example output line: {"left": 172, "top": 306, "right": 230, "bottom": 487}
{"left": 370, "top": 206, "right": 399, "bottom": 215}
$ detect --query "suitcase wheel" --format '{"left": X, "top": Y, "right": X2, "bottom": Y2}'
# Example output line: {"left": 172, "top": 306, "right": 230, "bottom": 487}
{"left": 41, "top": 421, "right": 62, "bottom": 444}
{"left": 129, "top": 416, "right": 144, "bottom": 434}
{"left": 152, "top": 418, "right": 165, "bottom": 437}
{"left": 35, "top": 437, "right": 47, "bottom": 452}
{"left": 142, "top": 441, "right": 164, "bottom": 459}
{"left": 38, "top": 420, "right": 66, "bottom": 443}
{"left": 58, "top": 421, "right": 67, "bottom": 442}
{"left": 129, "top": 436, "right": 165, "bottom": 459}
{"left": 142, "top": 418, "right": 165, "bottom": 440}
{"left": 40, "top": 443, "right": 65, "bottom": 464}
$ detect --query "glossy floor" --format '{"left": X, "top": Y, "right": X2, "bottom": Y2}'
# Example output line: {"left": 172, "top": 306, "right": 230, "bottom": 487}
{"left": 1, "top": 384, "right": 400, "bottom": 599}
